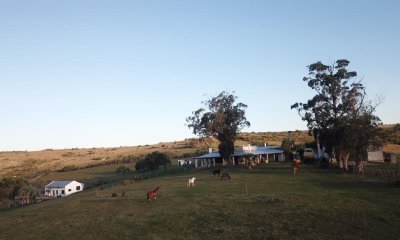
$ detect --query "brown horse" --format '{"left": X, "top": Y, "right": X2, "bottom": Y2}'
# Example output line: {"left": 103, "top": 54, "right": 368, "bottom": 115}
{"left": 291, "top": 159, "right": 301, "bottom": 176}
{"left": 221, "top": 173, "right": 231, "bottom": 180}
{"left": 213, "top": 169, "right": 221, "bottom": 177}
{"left": 147, "top": 186, "right": 160, "bottom": 201}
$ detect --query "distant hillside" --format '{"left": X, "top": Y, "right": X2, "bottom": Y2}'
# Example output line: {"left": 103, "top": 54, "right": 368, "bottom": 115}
{"left": 237, "top": 130, "right": 314, "bottom": 146}
{"left": 0, "top": 139, "right": 209, "bottom": 179}
{"left": 1, "top": 125, "right": 398, "bottom": 179}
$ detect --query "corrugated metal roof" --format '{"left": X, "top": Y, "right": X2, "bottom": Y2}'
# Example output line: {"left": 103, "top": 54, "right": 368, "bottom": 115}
{"left": 194, "top": 146, "right": 283, "bottom": 159}
{"left": 45, "top": 181, "right": 74, "bottom": 188}
{"left": 193, "top": 152, "right": 221, "bottom": 159}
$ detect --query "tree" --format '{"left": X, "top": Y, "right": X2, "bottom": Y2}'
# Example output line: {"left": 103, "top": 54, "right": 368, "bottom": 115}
{"left": 281, "top": 138, "right": 295, "bottom": 160}
{"left": 135, "top": 151, "right": 171, "bottom": 173}
{"left": 291, "top": 59, "right": 381, "bottom": 172}
{"left": 186, "top": 91, "right": 250, "bottom": 164}
{"left": 0, "top": 177, "right": 38, "bottom": 208}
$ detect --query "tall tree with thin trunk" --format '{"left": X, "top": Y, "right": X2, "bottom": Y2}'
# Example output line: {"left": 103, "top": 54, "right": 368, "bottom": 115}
{"left": 186, "top": 91, "right": 250, "bottom": 164}
{"left": 291, "top": 59, "right": 382, "bottom": 172}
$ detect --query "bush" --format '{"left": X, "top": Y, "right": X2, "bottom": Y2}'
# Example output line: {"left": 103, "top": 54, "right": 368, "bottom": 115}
{"left": 57, "top": 165, "right": 79, "bottom": 172}
{"left": 111, "top": 193, "right": 117, "bottom": 197}
{"left": 121, "top": 179, "right": 131, "bottom": 185}
{"left": 135, "top": 151, "right": 172, "bottom": 172}
{"left": 319, "top": 158, "right": 330, "bottom": 169}
{"left": 116, "top": 166, "right": 132, "bottom": 175}
{"left": 133, "top": 175, "right": 144, "bottom": 181}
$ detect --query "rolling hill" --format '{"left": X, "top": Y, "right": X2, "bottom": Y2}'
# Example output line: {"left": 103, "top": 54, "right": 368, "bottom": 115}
{"left": 1, "top": 127, "right": 399, "bottom": 180}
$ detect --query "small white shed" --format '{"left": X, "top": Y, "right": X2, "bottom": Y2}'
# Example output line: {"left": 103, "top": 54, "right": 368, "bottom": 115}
{"left": 177, "top": 159, "right": 192, "bottom": 166}
{"left": 44, "top": 180, "right": 84, "bottom": 198}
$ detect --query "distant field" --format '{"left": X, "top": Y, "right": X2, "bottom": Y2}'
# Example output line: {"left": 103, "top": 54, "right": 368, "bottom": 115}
{"left": 1, "top": 128, "right": 399, "bottom": 179}
{"left": 0, "top": 140, "right": 209, "bottom": 179}
{"left": 0, "top": 131, "right": 314, "bottom": 179}
{"left": 1, "top": 163, "right": 399, "bottom": 240}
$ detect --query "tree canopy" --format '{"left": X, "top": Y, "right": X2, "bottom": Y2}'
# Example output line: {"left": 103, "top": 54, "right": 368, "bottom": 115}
{"left": 135, "top": 151, "right": 171, "bottom": 172}
{"left": 291, "top": 59, "right": 382, "bottom": 171}
{"left": 186, "top": 91, "right": 250, "bottom": 163}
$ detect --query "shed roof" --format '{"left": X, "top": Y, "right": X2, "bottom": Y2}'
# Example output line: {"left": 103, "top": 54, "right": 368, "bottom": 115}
{"left": 45, "top": 180, "right": 77, "bottom": 188}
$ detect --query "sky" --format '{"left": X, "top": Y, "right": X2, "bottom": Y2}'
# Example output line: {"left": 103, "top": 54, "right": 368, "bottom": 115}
{"left": 0, "top": 0, "right": 399, "bottom": 151}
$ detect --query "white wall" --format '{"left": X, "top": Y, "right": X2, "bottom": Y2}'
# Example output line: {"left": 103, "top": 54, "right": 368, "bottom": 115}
{"left": 368, "top": 151, "right": 384, "bottom": 163}
{"left": 44, "top": 187, "right": 64, "bottom": 197}
{"left": 64, "top": 181, "right": 84, "bottom": 196}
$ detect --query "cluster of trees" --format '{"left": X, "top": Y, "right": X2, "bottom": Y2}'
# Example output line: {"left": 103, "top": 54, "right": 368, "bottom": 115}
{"left": 0, "top": 177, "right": 39, "bottom": 208}
{"left": 135, "top": 152, "right": 171, "bottom": 173}
{"left": 291, "top": 59, "right": 382, "bottom": 171}
{"left": 186, "top": 59, "right": 384, "bottom": 172}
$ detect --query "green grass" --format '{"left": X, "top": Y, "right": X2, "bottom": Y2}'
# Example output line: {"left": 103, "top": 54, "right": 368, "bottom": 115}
{"left": 1, "top": 163, "right": 400, "bottom": 240}
{"left": 33, "top": 162, "right": 139, "bottom": 187}
{"left": 366, "top": 163, "right": 400, "bottom": 170}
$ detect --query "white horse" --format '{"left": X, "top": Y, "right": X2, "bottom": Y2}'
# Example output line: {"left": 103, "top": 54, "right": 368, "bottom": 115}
{"left": 187, "top": 177, "right": 196, "bottom": 188}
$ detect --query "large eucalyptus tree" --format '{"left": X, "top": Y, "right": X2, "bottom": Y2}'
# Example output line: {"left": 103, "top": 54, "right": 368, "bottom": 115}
{"left": 291, "top": 59, "right": 381, "bottom": 171}
{"left": 186, "top": 91, "right": 250, "bottom": 164}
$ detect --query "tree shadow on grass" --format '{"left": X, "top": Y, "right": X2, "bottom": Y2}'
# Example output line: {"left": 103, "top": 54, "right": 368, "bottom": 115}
{"left": 305, "top": 175, "right": 393, "bottom": 191}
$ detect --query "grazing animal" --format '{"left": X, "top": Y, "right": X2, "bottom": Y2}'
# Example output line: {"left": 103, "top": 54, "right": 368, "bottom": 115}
{"left": 221, "top": 172, "right": 231, "bottom": 180}
{"left": 213, "top": 169, "right": 221, "bottom": 177}
{"left": 147, "top": 186, "right": 160, "bottom": 201}
{"left": 187, "top": 177, "right": 196, "bottom": 188}
{"left": 291, "top": 159, "right": 301, "bottom": 176}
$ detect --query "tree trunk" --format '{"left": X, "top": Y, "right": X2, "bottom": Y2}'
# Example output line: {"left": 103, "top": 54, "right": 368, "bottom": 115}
{"left": 342, "top": 152, "right": 349, "bottom": 173}
{"left": 335, "top": 148, "right": 349, "bottom": 173}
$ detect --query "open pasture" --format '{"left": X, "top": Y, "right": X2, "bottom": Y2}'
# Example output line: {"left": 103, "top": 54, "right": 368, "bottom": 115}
{"left": 1, "top": 163, "right": 399, "bottom": 240}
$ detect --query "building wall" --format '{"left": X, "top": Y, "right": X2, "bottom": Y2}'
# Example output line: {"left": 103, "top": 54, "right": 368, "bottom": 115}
{"left": 368, "top": 150, "right": 384, "bottom": 163}
{"left": 64, "top": 181, "right": 84, "bottom": 196}
{"left": 44, "top": 187, "right": 64, "bottom": 197}
{"left": 390, "top": 154, "right": 397, "bottom": 163}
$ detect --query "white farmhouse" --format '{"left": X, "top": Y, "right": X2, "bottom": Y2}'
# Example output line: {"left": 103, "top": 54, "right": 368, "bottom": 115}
{"left": 44, "top": 180, "right": 84, "bottom": 198}
{"left": 193, "top": 145, "right": 285, "bottom": 168}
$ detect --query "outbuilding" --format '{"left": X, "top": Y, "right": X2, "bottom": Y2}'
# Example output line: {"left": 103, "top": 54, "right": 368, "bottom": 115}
{"left": 44, "top": 180, "right": 84, "bottom": 198}
{"left": 177, "top": 159, "right": 192, "bottom": 166}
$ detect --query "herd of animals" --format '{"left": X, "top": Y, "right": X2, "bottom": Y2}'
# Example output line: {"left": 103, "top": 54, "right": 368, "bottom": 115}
{"left": 146, "top": 160, "right": 301, "bottom": 202}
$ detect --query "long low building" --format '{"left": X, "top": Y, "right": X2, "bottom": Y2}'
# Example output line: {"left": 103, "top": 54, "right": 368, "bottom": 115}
{"left": 193, "top": 145, "right": 285, "bottom": 168}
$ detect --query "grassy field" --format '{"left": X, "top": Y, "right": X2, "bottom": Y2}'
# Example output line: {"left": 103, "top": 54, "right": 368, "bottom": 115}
{"left": 1, "top": 163, "right": 399, "bottom": 240}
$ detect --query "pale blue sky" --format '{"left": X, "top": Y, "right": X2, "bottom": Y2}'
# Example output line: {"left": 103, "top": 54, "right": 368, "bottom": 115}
{"left": 1, "top": 0, "right": 399, "bottom": 151}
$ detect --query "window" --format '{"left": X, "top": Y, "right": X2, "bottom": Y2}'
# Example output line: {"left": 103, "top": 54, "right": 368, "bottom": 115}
{"left": 76, "top": 186, "right": 81, "bottom": 190}
{"left": 62, "top": 190, "right": 65, "bottom": 194}
{"left": 56, "top": 190, "right": 59, "bottom": 194}
{"left": 68, "top": 189, "right": 71, "bottom": 192}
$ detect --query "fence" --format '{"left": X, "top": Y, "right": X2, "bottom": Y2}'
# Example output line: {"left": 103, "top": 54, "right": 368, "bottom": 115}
{"left": 363, "top": 166, "right": 400, "bottom": 182}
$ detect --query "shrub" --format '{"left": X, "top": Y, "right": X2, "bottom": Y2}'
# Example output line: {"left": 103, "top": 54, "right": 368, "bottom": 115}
{"left": 61, "top": 152, "right": 75, "bottom": 157}
{"left": 57, "top": 165, "right": 79, "bottom": 172}
{"left": 319, "top": 158, "right": 330, "bottom": 169}
{"left": 121, "top": 179, "right": 131, "bottom": 185}
{"left": 116, "top": 166, "right": 132, "bottom": 175}
{"left": 111, "top": 193, "right": 117, "bottom": 197}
